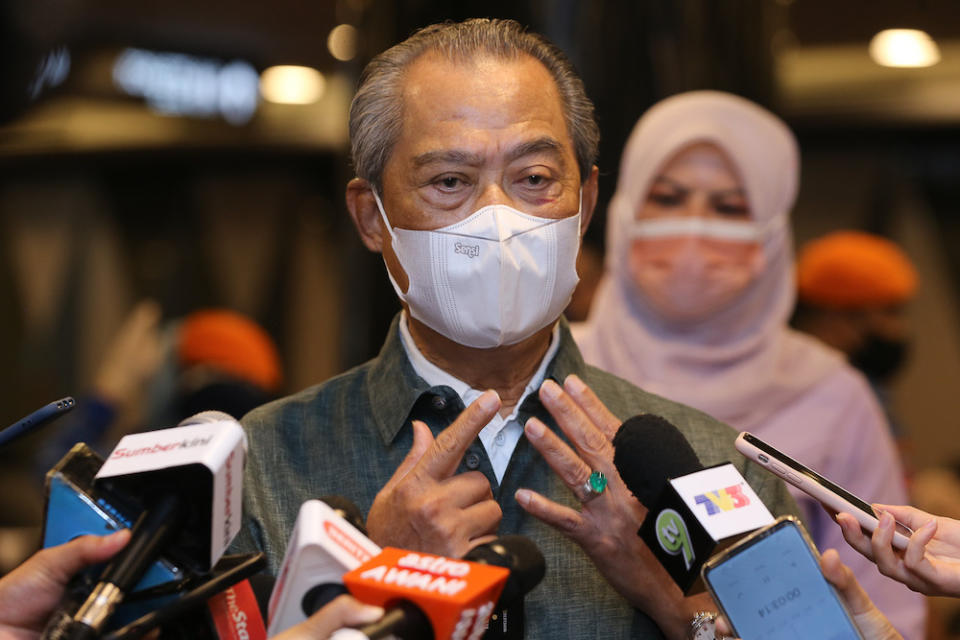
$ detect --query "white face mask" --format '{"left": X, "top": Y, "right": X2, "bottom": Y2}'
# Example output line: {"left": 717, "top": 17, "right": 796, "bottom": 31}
{"left": 373, "top": 191, "right": 582, "bottom": 348}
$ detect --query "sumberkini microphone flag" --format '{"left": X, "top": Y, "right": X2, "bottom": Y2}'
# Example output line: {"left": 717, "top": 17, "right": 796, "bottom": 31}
{"left": 614, "top": 415, "right": 774, "bottom": 593}
{"left": 341, "top": 548, "right": 509, "bottom": 640}
{"left": 42, "top": 412, "right": 246, "bottom": 640}
{"left": 94, "top": 411, "right": 246, "bottom": 572}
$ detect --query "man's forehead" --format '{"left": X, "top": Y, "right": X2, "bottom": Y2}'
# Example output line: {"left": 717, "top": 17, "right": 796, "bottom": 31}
{"left": 393, "top": 51, "right": 573, "bottom": 160}
{"left": 401, "top": 50, "right": 563, "bottom": 110}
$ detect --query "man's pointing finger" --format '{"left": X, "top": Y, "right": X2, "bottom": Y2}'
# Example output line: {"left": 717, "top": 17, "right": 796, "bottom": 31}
{"left": 421, "top": 390, "right": 500, "bottom": 479}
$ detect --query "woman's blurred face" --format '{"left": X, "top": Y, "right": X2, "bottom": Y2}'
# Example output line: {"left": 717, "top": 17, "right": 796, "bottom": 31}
{"left": 628, "top": 142, "right": 765, "bottom": 323}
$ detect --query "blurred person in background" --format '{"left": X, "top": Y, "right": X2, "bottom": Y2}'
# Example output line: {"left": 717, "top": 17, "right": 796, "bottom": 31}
{"left": 573, "top": 91, "right": 925, "bottom": 638}
{"left": 36, "top": 303, "right": 283, "bottom": 476}
{"left": 793, "top": 230, "right": 917, "bottom": 446}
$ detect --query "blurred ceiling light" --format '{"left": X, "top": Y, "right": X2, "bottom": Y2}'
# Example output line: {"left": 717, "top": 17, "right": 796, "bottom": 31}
{"left": 260, "top": 65, "right": 325, "bottom": 104}
{"left": 328, "top": 24, "right": 359, "bottom": 61}
{"left": 869, "top": 29, "right": 941, "bottom": 68}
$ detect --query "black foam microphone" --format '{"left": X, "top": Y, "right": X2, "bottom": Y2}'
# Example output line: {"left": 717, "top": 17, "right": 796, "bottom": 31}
{"left": 613, "top": 414, "right": 774, "bottom": 593}
{"left": 99, "top": 556, "right": 271, "bottom": 640}
{"left": 320, "top": 494, "right": 369, "bottom": 536}
{"left": 612, "top": 414, "right": 703, "bottom": 506}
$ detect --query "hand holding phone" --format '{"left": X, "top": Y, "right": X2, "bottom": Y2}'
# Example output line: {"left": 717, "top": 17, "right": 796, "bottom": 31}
{"left": 837, "top": 504, "right": 960, "bottom": 598}
{"left": 735, "top": 432, "right": 912, "bottom": 550}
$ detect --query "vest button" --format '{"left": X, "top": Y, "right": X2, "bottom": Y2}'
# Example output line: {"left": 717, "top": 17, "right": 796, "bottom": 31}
{"left": 431, "top": 395, "right": 448, "bottom": 411}
{"left": 464, "top": 452, "right": 481, "bottom": 469}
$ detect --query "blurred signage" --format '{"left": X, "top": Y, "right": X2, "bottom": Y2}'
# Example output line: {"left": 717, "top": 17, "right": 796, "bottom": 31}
{"left": 112, "top": 48, "right": 259, "bottom": 125}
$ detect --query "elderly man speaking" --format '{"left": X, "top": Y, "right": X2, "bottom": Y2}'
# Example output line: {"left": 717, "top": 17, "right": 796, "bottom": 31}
{"left": 234, "top": 18, "right": 798, "bottom": 639}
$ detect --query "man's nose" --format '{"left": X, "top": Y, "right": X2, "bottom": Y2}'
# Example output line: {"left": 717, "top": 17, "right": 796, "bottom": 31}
{"left": 474, "top": 183, "right": 516, "bottom": 210}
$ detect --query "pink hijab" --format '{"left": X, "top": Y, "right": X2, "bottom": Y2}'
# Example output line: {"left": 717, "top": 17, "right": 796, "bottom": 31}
{"left": 575, "top": 91, "right": 844, "bottom": 431}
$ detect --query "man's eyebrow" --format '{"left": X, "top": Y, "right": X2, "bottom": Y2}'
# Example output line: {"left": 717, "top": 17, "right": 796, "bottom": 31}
{"left": 411, "top": 138, "right": 566, "bottom": 169}
{"left": 507, "top": 137, "right": 565, "bottom": 163}
{"left": 412, "top": 149, "right": 484, "bottom": 168}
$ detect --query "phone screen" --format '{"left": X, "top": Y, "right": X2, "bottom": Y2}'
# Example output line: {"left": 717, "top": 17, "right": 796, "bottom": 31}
{"left": 705, "top": 521, "right": 862, "bottom": 640}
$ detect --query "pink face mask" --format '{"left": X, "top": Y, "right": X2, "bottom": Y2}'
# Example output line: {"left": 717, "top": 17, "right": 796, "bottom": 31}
{"left": 628, "top": 217, "right": 765, "bottom": 323}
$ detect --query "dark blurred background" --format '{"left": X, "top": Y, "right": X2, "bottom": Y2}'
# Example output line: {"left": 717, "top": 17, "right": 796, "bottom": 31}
{"left": 2, "top": 0, "right": 960, "bottom": 596}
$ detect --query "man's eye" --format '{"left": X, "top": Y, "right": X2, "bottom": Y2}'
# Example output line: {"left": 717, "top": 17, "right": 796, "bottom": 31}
{"left": 525, "top": 174, "right": 545, "bottom": 186}
{"left": 437, "top": 176, "right": 462, "bottom": 189}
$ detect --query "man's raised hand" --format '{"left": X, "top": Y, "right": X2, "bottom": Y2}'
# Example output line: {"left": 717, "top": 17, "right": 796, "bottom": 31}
{"left": 366, "top": 390, "right": 503, "bottom": 558}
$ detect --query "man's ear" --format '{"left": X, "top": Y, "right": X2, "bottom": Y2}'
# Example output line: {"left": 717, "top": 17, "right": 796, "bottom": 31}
{"left": 579, "top": 165, "right": 600, "bottom": 235}
{"left": 346, "top": 178, "right": 385, "bottom": 253}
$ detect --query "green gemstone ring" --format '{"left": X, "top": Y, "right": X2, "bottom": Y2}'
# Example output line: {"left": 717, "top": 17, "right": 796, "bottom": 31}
{"left": 579, "top": 470, "right": 608, "bottom": 503}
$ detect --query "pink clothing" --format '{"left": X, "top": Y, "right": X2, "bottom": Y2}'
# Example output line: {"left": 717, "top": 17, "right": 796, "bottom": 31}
{"left": 754, "top": 364, "right": 922, "bottom": 639}
{"left": 576, "top": 91, "right": 925, "bottom": 638}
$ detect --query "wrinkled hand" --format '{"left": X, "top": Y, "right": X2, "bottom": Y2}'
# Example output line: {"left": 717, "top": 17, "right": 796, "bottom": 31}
{"left": 515, "top": 375, "right": 704, "bottom": 639}
{"left": 366, "top": 391, "right": 503, "bottom": 558}
{"left": 271, "top": 595, "right": 384, "bottom": 640}
{"left": 0, "top": 530, "right": 130, "bottom": 639}
{"left": 837, "top": 504, "right": 960, "bottom": 597}
{"left": 715, "top": 548, "right": 902, "bottom": 640}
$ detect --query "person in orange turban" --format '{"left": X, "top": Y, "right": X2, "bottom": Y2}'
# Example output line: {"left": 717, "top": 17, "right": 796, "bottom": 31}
{"left": 36, "top": 305, "right": 283, "bottom": 477}
{"left": 794, "top": 230, "right": 917, "bottom": 383}
{"left": 794, "top": 230, "right": 917, "bottom": 451}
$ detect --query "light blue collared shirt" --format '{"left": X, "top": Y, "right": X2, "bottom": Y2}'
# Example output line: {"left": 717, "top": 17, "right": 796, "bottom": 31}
{"left": 397, "top": 312, "right": 560, "bottom": 483}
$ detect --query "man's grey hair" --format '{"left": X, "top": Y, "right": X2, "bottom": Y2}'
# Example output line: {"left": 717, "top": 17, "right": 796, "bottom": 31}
{"left": 349, "top": 18, "right": 600, "bottom": 190}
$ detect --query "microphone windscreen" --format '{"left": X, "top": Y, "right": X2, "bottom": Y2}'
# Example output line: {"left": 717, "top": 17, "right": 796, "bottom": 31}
{"left": 248, "top": 573, "right": 276, "bottom": 621}
{"left": 319, "top": 495, "right": 367, "bottom": 535}
{"left": 464, "top": 535, "right": 545, "bottom": 607}
{"left": 177, "top": 410, "right": 238, "bottom": 426}
{"left": 612, "top": 414, "right": 703, "bottom": 506}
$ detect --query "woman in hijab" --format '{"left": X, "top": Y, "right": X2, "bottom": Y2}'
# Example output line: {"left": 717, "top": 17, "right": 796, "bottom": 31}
{"left": 574, "top": 91, "right": 925, "bottom": 638}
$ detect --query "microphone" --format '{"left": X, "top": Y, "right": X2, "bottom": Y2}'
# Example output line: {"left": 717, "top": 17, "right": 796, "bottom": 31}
{"left": 0, "top": 396, "right": 75, "bottom": 448}
{"left": 42, "top": 412, "right": 247, "bottom": 639}
{"left": 100, "top": 556, "right": 272, "bottom": 640}
{"left": 266, "top": 498, "right": 382, "bottom": 636}
{"left": 613, "top": 414, "right": 774, "bottom": 593}
{"left": 334, "top": 537, "right": 545, "bottom": 640}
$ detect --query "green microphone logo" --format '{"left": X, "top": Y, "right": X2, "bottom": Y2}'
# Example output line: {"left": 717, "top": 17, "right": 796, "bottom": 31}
{"left": 655, "top": 509, "right": 694, "bottom": 570}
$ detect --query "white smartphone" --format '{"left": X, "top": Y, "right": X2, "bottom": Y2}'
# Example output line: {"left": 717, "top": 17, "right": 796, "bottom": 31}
{"left": 735, "top": 431, "right": 912, "bottom": 550}
{"left": 702, "top": 516, "right": 865, "bottom": 640}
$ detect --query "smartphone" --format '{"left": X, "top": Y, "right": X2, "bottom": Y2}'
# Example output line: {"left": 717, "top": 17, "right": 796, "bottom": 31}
{"left": 735, "top": 431, "right": 911, "bottom": 549}
{"left": 702, "top": 516, "right": 864, "bottom": 640}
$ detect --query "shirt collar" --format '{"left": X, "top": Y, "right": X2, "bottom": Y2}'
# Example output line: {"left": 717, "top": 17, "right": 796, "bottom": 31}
{"left": 366, "top": 313, "right": 576, "bottom": 445}
{"left": 398, "top": 312, "right": 560, "bottom": 423}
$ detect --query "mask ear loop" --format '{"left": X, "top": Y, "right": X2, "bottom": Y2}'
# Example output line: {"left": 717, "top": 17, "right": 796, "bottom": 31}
{"left": 370, "top": 188, "right": 410, "bottom": 300}
{"left": 371, "top": 189, "right": 399, "bottom": 243}
{"left": 575, "top": 187, "right": 584, "bottom": 239}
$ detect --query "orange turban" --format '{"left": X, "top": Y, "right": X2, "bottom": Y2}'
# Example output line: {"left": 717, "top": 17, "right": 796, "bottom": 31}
{"left": 796, "top": 231, "right": 917, "bottom": 309}
{"left": 178, "top": 309, "right": 282, "bottom": 391}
